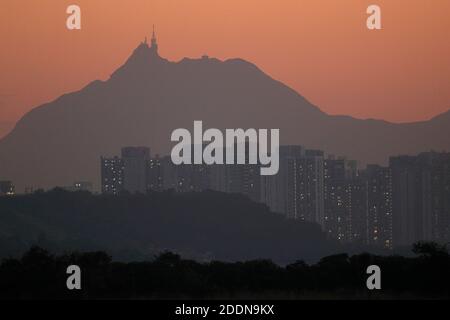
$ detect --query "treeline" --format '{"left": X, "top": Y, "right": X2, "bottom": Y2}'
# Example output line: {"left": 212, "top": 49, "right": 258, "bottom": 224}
{"left": 1, "top": 243, "right": 449, "bottom": 299}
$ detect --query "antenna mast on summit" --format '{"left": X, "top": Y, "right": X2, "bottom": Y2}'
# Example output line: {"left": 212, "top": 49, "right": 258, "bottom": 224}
{"left": 150, "top": 24, "right": 158, "bottom": 54}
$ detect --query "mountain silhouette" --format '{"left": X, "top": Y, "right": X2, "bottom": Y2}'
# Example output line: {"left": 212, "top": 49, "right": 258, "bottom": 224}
{"left": 0, "top": 41, "right": 449, "bottom": 191}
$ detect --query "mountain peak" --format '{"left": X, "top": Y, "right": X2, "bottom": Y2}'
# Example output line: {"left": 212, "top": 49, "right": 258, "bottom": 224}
{"left": 111, "top": 26, "right": 164, "bottom": 78}
{"left": 131, "top": 41, "right": 161, "bottom": 61}
{"left": 111, "top": 37, "right": 167, "bottom": 78}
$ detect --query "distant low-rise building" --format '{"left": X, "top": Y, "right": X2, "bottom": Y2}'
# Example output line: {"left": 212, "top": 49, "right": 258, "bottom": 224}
{"left": 0, "top": 181, "right": 15, "bottom": 196}
{"left": 73, "top": 181, "right": 93, "bottom": 192}
{"left": 62, "top": 181, "right": 93, "bottom": 193}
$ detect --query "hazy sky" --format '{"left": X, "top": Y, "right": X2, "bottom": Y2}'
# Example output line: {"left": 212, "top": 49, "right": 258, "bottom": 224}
{"left": 0, "top": 0, "right": 449, "bottom": 137}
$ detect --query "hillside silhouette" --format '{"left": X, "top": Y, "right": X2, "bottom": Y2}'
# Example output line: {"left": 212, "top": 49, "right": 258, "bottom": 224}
{"left": 0, "top": 41, "right": 449, "bottom": 191}
{"left": 0, "top": 189, "right": 338, "bottom": 263}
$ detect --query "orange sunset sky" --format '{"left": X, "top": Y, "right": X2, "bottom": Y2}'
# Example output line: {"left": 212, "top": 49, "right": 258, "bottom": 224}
{"left": 0, "top": 0, "right": 449, "bottom": 138}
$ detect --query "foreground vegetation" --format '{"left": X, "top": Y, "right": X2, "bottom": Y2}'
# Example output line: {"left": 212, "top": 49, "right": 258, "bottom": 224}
{"left": 0, "top": 242, "right": 449, "bottom": 299}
